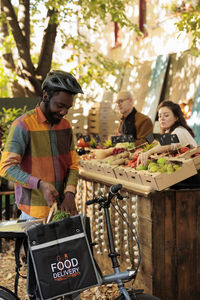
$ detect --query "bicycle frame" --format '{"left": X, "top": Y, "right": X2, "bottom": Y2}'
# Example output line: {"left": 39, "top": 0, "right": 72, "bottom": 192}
{"left": 0, "top": 183, "right": 160, "bottom": 300}
{"left": 87, "top": 188, "right": 136, "bottom": 300}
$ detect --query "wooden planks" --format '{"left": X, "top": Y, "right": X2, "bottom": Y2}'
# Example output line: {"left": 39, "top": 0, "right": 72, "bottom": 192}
{"left": 175, "top": 190, "right": 200, "bottom": 300}
{"left": 150, "top": 191, "right": 177, "bottom": 299}
{"left": 77, "top": 175, "right": 200, "bottom": 300}
{"left": 149, "top": 189, "right": 200, "bottom": 300}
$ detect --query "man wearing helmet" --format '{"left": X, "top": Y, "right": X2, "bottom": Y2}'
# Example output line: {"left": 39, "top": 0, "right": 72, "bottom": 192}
{"left": 0, "top": 70, "right": 83, "bottom": 221}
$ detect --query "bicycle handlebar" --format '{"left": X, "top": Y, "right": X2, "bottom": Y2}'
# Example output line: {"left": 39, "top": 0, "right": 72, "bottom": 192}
{"left": 86, "top": 198, "right": 99, "bottom": 205}
{"left": 86, "top": 184, "right": 124, "bottom": 206}
{"left": 109, "top": 183, "right": 122, "bottom": 195}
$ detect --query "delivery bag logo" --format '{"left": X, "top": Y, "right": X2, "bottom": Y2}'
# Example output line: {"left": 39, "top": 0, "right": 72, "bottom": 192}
{"left": 51, "top": 253, "right": 81, "bottom": 281}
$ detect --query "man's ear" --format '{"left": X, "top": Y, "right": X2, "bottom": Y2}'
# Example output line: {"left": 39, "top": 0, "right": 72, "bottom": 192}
{"left": 43, "top": 91, "right": 49, "bottom": 103}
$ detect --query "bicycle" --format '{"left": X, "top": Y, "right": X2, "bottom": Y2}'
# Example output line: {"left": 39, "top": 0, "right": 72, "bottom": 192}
{"left": 85, "top": 183, "right": 160, "bottom": 300}
{"left": 0, "top": 184, "right": 160, "bottom": 300}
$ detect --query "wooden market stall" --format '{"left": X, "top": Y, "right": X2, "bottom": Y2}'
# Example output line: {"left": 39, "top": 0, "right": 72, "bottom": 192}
{"left": 76, "top": 149, "right": 200, "bottom": 300}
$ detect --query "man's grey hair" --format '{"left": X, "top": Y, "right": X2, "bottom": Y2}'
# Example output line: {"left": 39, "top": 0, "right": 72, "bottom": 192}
{"left": 116, "top": 90, "right": 133, "bottom": 101}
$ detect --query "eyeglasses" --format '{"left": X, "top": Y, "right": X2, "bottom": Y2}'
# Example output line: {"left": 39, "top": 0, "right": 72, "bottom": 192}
{"left": 116, "top": 98, "right": 129, "bottom": 105}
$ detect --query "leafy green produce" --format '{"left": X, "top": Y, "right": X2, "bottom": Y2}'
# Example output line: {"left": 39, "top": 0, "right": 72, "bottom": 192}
{"left": 115, "top": 142, "right": 135, "bottom": 150}
{"left": 89, "top": 138, "right": 97, "bottom": 148}
{"left": 157, "top": 157, "right": 167, "bottom": 166}
{"left": 52, "top": 210, "right": 70, "bottom": 221}
{"left": 136, "top": 164, "right": 148, "bottom": 170}
{"left": 142, "top": 142, "right": 157, "bottom": 152}
{"left": 103, "top": 139, "right": 113, "bottom": 148}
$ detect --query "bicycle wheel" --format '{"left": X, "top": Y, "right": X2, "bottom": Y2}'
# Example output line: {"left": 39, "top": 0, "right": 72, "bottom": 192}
{"left": 0, "top": 287, "right": 19, "bottom": 300}
{"left": 115, "top": 290, "right": 161, "bottom": 300}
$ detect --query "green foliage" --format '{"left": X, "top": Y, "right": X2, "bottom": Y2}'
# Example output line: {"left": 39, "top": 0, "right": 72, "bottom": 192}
{"left": 162, "top": 1, "right": 180, "bottom": 13}
{"left": 0, "top": 0, "right": 138, "bottom": 96}
{"left": 103, "top": 139, "right": 113, "bottom": 148}
{"left": 0, "top": 106, "right": 27, "bottom": 149}
{"left": 162, "top": 1, "right": 200, "bottom": 55}
{"left": 77, "top": 0, "right": 138, "bottom": 30}
{"left": 29, "top": 0, "right": 138, "bottom": 30}
{"left": 52, "top": 210, "right": 70, "bottom": 221}
{"left": 175, "top": 9, "right": 200, "bottom": 55}
{"left": 62, "top": 33, "right": 131, "bottom": 92}
{"left": 0, "top": 63, "right": 11, "bottom": 97}
{"left": 0, "top": 32, "right": 15, "bottom": 55}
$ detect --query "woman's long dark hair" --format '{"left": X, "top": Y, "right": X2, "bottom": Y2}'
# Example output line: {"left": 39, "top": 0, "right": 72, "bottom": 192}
{"left": 158, "top": 100, "right": 195, "bottom": 137}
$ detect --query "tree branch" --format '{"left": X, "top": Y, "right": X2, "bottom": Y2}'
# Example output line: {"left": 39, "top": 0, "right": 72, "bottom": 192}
{"left": 0, "top": 7, "right": 15, "bottom": 71}
{"left": 2, "top": 0, "right": 34, "bottom": 74}
{"left": 36, "top": 9, "right": 58, "bottom": 79}
{"left": 18, "top": 0, "right": 30, "bottom": 52}
{"left": 2, "top": 0, "right": 42, "bottom": 95}
{"left": 0, "top": 5, "right": 25, "bottom": 96}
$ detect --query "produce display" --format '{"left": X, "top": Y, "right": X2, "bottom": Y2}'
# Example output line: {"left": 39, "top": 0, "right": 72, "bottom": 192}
{"left": 80, "top": 142, "right": 157, "bottom": 168}
{"left": 103, "top": 139, "right": 113, "bottom": 149}
{"left": 136, "top": 158, "right": 181, "bottom": 174}
{"left": 78, "top": 141, "right": 200, "bottom": 191}
{"left": 77, "top": 137, "right": 89, "bottom": 148}
{"left": 76, "top": 136, "right": 103, "bottom": 156}
{"left": 102, "top": 150, "right": 129, "bottom": 166}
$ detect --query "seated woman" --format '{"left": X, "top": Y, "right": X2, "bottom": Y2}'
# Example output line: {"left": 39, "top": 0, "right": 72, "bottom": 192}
{"left": 138, "top": 100, "right": 197, "bottom": 166}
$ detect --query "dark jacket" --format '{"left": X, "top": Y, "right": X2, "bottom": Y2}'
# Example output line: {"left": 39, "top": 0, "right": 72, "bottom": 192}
{"left": 117, "top": 108, "right": 153, "bottom": 146}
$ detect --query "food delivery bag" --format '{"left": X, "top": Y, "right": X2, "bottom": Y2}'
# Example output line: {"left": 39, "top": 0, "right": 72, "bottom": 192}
{"left": 26, "top": 215, "right": 102, "bottom": 300}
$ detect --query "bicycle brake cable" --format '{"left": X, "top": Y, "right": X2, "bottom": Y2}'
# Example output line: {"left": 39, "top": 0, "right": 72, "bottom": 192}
{"left": 111, "top": 199, "right": 141, "bottom": 281}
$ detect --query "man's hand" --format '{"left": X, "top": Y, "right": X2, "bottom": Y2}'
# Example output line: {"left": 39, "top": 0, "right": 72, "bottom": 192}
{"left": 61, "top": 192, "right": 78, "bottom": 216}
{"left": 39, "top": 180, "right": 59, "bottom": 207}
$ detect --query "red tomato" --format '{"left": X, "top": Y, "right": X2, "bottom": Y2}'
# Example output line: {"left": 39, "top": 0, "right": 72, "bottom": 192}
{"left": 132, "top": 162, "right": 137, "bottom": 168}
{"left": 127, "top": 160, "right": 137, "bottom": 168}
{"left": 179, "top": 146, "right": 190, "bottom": 154}
{"left": 77, "top": 138, "right": 89, "bottom": 148}
{"left": 132, "top": 153, "right": 139, "bottom": 161}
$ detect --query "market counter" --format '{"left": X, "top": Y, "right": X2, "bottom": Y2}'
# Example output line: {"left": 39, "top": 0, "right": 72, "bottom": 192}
{"left": 76, "top": 169, "right": 200, "bottom": 300}
{"left": 79, "top": 167, "right": 153, "bottom": 196}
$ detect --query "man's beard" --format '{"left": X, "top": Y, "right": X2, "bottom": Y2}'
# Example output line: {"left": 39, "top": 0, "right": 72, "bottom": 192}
{"left": 44, "top": 101, "right": 62, "bottom": 125}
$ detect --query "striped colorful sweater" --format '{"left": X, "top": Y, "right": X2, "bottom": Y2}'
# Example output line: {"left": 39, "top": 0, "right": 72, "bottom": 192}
{"left": 0, "top": 106, "right": 79, "bottom": 218}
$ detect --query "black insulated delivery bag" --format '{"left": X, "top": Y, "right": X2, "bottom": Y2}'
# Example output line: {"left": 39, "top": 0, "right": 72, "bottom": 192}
{"left": 26, "top": 214, "right": 102, "bottom": 300}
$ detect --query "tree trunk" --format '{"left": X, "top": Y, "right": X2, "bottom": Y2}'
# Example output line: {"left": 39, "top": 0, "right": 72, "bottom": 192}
{"left": 18, "top": 0, "right": 30, "bottom": 52}
{"left": 1, "top": 0, "right": 58, "bottom": 97}
{"left": 0, "top": 5, "right": 25, "bottom": 96}
{"left": 36, "top": 9, "right": 58, "bottom": 79}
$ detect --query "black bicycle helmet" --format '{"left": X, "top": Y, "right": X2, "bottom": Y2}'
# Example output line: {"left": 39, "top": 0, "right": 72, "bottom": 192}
{"left": 42, "top": 70, "right": 83, "bottom": 94}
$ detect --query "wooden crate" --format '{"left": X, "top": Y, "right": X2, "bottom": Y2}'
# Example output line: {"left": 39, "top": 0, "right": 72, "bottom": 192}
{"left": 78, "top": 159, "right": 89, "bottom": 170}
{"left": 178, "top": 146, "right": 200, "bottom": 170}
{"left": 102, "top": 164, "right": 117, "bottom": 178}
{"left": 88, "top": 101, "right": 115, "bottom": 142}
{"left": 107, "top": 111, "right": 120, "bottom": 137}
{"left": 125, "top": 167, "right": 143, "bottom": 185}
{"left": 84, "top": 161, "right": 97, "bottom": 173}
{"left": 65, "top": 107, "right": 87, "bottom": 136}
{"left": 92, "top": 163, "right": 105, "bottom": 176}
{"left": 140, "top": 158, "right": 197, "bottom": 191}
{"left": 113, "top": 166, "right": 128, "bottom": 181}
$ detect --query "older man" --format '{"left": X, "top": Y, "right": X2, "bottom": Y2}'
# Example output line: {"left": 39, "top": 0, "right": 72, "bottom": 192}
{"left": 116, "top": 90, "right": 153, "bottom": 146}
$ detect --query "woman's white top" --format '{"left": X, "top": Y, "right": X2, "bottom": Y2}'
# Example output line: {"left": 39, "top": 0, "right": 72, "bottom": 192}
{"left": 170, "top": 126, "right": 197, "bottom": 149}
